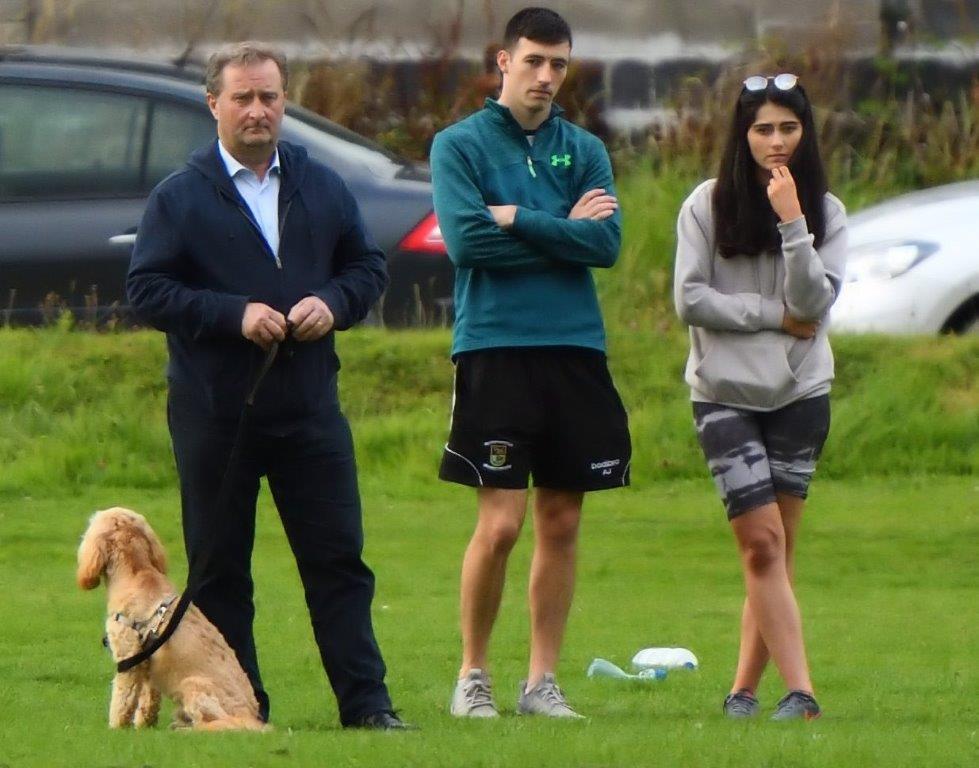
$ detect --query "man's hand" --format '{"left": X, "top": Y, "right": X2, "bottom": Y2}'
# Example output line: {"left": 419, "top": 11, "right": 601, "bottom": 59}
{"left": 241, "top": 302, "right": 288, "bottom": 350}
{"left": 288, "top": 295, "right": 334, "bottom": 342}
{"left": 569, "top": 188, "right": 618, "bottom": 221}
{"left": 767, "top": 166, "right": 804, "bottom": 223}
{"left": 488, "top": 204, "right": 518, "bottom": 230}
{"left": 782, "top": 308, "right": 819, "bottom": 339}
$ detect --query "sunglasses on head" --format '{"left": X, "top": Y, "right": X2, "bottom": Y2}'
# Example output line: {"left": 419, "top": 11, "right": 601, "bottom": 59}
{"left": 742, "top": 73, "right": 799, "bottom": 92}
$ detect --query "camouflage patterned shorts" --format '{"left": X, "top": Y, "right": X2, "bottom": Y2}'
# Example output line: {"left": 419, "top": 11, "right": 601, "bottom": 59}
{"left": 692, "top": 395, "right": 830, "bottom": 519}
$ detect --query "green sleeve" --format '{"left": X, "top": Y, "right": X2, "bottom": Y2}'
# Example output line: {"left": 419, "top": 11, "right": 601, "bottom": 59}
{"left": 431, "top": 132, "right": 550, "bottom": 271}
{"left": 509, "top": 138, "right": 621, "bottom": 268}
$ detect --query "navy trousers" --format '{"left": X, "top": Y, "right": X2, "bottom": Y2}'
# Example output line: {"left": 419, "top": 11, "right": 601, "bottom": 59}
{"left": 167, "top": 397, "right": 392, "bottom": 725}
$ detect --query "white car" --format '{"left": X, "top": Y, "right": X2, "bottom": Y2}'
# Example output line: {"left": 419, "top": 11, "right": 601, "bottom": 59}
{"left": 830, "top": 181, "right": 979, "bottom": 334}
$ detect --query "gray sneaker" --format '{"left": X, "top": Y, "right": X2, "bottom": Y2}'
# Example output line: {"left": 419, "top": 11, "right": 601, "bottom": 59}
{"left": 517, "top": 673, "right": 583, "bottom": 719}
{"left": 771, "top": 690, "right": 821, "bottom": 721}
{"left": 450, "top": 669, "right": 499, "bottom": 718}
{"left": 722, "top": 688, "right": 759, "bottom": 719}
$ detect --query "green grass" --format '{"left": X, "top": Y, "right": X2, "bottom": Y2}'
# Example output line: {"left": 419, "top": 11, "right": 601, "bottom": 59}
{"left": 0, "top": 477, "right": 976, "bottom": 767}
{"left": 0, "top": 160, "right": 976, "bottom": 764}
{"left": 0, "top": 327, "right": 975, "bottom": 497}
{"left": 0, "top": 327, "right": 977, "bottom": 765}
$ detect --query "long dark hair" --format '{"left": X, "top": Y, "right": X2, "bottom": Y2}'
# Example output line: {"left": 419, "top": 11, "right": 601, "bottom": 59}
{"left": 713, "top": 81, "right": 828, "bottom": 258}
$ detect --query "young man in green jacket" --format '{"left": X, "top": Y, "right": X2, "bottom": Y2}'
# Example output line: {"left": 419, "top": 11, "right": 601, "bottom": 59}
{"left": 430, "top": 7, "right": 631, "bottom": 719}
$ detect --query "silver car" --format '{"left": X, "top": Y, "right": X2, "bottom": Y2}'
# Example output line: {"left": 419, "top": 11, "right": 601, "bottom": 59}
{"left": 830, "top": 181, "right": 979, "bottom": 334}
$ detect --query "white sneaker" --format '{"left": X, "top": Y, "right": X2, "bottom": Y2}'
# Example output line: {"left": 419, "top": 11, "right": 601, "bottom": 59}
{"left": 450, "top": 669, "right": 499, "bottom": 718}
{"left": 517, "top": 673, "right": 583, "bottom": 718}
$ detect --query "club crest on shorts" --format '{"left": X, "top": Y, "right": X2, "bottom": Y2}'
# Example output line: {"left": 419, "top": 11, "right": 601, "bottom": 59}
{"left": 483, "top": 440, "right": 513, "bottom": 471}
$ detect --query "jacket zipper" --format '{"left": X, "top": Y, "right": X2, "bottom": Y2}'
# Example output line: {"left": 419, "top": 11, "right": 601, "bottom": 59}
{"left": 231, "top": 200, "right": 283, "bottom": 269}
{"left": 497, "top": 101, "right": 549, "bottom": 179}
{"left": 276, "top": 198, "right": 294, "bottom": 270}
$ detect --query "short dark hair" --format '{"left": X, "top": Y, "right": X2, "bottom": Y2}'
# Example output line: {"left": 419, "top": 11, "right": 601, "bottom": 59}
{"left": 205, "top": 41, "right": 288, "bottom": 96}
{"left": 503, "top": 7, "right": 572, "bottom": 50}
{"left": 713, "top": 81, "right": 828, "bottom": 258}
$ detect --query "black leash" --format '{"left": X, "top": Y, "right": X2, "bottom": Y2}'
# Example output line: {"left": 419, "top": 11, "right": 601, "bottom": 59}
{"left": 116, "top": 340, "right": 281, "bottom": 672}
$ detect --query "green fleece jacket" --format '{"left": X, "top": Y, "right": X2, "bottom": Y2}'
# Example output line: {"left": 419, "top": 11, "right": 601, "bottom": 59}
{"left": 430, "top": 99, "right": 621, "bottom": 355}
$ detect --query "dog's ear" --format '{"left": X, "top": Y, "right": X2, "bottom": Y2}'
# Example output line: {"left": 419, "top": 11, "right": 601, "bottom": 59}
{"left": 128, "top": 511, "right": 168, "bottom": 574}
{"left": 76, "top": 526, "right": 106, "bottom": 590}
{"left": 147, "top": 528, "right": 168, "bottom": 575}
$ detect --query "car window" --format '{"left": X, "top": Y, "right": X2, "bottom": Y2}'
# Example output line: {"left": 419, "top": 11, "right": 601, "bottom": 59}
{"left": 145, "top": 100, "right": 215, "bottom": 189}
{"left": 0, "top": 84, "right": 147, "bottom": 200}
{"left": 283, "top": 109, "right": 404, "bottom": 180}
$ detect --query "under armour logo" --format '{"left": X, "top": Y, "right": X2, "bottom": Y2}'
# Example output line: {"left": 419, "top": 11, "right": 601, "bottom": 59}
{"left": 551, "top": 153, "right": 572, "bottom": 167}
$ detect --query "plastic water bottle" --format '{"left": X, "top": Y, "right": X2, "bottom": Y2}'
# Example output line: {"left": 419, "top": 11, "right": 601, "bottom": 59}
{"left": 635, "top": 666, "right": 668, "bottom": 680}
{"left": 631, "top": 647, "right": 698, "bottom": 671}
{"left": 587, "top": 658, "right": 667, "bottom": 681}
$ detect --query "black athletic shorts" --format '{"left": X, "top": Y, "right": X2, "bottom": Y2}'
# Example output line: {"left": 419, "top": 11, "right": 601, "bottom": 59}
{"left": 439, "top": 347, "right": 631, "bottom": 491}
{"left": 692, "top": 395, "right": 831, "bottom": 519}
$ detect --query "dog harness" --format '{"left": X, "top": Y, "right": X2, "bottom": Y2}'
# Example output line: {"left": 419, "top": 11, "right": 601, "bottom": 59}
{"left": 109, "top": 593, "right": 179, "bottom": 649}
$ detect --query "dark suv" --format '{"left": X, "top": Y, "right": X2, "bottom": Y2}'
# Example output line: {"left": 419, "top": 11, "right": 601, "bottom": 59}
{"left": 0, "top": 46, "right": 451, "bottom": 326}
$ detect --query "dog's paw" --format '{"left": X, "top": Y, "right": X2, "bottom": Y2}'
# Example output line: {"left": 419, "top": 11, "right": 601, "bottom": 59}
{"left": 169, "top": 707, "right": 193, "bottom": 731}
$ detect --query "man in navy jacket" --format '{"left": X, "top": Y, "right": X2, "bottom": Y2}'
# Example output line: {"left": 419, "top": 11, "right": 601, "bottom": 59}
{"left": 127, "top": 41, "right": 407, "bottom": 730}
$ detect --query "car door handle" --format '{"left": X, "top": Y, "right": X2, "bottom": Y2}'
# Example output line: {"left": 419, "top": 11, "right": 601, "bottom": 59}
{"left": 108, "top": 232, "right": 137, "bottom": 246}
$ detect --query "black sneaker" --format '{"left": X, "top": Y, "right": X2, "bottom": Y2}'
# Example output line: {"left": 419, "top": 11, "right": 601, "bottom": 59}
{"left": 347, "top": 711, "right": 417, "bottom": 731}
{"left": 722, "top": 688, "right": 759, "bottom": 719}
{"left": 771, "top": 690, "right": 821, "bottom": 721}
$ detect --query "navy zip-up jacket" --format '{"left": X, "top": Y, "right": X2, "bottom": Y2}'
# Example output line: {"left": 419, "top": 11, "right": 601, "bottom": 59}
{"left": 127, "top": 139, "right": 388, "bottom": 419}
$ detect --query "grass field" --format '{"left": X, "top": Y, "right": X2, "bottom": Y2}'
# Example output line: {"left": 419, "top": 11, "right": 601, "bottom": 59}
{"left": 0, "top": 327, "right": 977, "bottom": 766}
{"left": 1, "top": 328, "right": 976, "bottom": 495}
{"left": 0, "top": 477, "right": 976, "bottom": 767}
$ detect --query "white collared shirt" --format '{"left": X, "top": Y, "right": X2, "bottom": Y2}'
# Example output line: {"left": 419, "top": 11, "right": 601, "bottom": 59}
{"left": 218, "top": 141, "right": 282, "bottom": 258}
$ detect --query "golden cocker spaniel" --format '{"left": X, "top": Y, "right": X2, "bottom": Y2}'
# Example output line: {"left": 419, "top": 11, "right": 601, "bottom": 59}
{"left": 77, "top": 507, "right": 265, "bottom": 731}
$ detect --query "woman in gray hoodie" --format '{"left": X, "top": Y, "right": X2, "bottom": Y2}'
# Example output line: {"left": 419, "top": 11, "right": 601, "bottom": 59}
{"left": 673, "top": 74, "right": 847, "bottom": 721}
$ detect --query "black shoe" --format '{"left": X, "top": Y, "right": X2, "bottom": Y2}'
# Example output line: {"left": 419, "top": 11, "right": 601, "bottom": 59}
{"left": 771, "top": 690, "right": 821, "bottom": 721}
{"left": 348, "top": 711, "right": 416, "bottom": 731}
{"left": 723, "top": 688, "right": 759, "bottom": 719}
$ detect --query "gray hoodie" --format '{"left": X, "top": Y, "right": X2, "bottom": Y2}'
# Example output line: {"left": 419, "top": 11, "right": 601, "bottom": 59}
{"left": 673, "top": 179, "right": 847, "bottom": 411}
